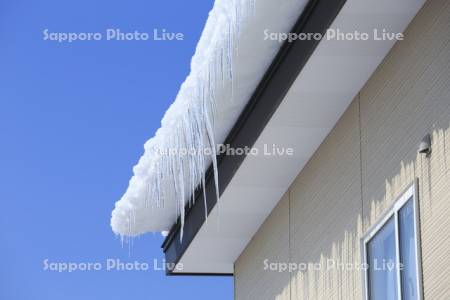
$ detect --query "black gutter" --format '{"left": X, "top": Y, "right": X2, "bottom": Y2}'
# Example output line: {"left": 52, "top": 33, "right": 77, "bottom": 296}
{"left": 162, "top": 0, "right": 347, "bottom": 276}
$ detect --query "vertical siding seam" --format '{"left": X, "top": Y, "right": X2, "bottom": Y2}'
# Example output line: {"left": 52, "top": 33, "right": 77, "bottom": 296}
{"left": 358, "top": 93, "right": 364, "bottom": 232}
{"left": 358, "top": 93, "right": 365, "bottom": 300}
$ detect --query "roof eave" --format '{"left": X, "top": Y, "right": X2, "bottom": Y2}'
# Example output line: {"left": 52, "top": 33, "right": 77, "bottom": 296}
{"left": 162, "top": 0, "right": 347, "bottom": 276}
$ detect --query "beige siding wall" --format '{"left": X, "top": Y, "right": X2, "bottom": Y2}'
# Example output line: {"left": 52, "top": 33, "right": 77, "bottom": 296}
{"left": 235, "top": 193, "right": 291, "bottom": 300}
{"left": 288, "top": 99, "right": 363, "bottom": 300}
{"left": 360, "top": 0, "right": 450, "bottom": 297}
{"left": 235, "top": 0, "right": 450, "bottom": 299}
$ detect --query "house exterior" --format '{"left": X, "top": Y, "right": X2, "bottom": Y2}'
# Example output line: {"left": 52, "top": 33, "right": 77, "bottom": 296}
{"left": 115, "top": 0, "right": 450, "bottom": 299}
{"left": 234, "top": 0, "right": 450, "bottom": 298}
{"left": 236, "top": 0, "right": 450, "bottom": 297}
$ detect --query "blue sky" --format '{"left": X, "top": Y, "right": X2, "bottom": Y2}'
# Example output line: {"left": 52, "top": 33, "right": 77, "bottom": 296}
{"left": 0, "top": 1, "right": 233, "bottom": 299}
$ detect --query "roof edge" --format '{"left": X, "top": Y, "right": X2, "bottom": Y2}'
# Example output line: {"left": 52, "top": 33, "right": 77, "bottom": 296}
{"left": 162, "top": 0, "right": 347, "bottom": 275}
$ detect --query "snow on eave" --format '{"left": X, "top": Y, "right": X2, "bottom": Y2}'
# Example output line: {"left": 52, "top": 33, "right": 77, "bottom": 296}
{"left": 111, "top": 0, "right": 307, "bottom": 239}
{"left": 111, "top": 0, "right": 256, "bottom": 239}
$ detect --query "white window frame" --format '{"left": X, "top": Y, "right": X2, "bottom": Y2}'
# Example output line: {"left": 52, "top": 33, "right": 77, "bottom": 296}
{"left": 362, "top": 180, "right": 423, "bottom": 300}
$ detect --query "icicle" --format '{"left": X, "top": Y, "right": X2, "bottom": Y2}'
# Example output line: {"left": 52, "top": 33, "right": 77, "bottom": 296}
{"left": 112, "top": 0, "right": 262, "bottom": 240}
{"left": 203, "top": 93, "right": 220, "bottom": 209}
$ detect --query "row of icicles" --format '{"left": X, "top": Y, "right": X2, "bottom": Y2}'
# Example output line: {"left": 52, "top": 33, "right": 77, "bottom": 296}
{"left": 121, "top": 0, "right": 257, "bottom": 245}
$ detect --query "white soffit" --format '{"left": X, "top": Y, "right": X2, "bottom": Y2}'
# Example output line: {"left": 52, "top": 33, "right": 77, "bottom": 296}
{"left": 176, "top": 0, "right": 425, "bottom": 274}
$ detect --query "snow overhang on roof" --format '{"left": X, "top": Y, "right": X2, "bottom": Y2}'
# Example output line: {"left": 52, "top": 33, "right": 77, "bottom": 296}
{"left": 112, "top": 0, "right": 425, "bottom": 275}
{"left": 111, "top": 0, "right": 309, "bottom": 237}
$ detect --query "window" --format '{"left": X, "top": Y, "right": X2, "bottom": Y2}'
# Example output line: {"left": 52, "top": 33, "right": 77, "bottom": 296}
{"left": 363, "top": 184, "right": 422, "bottom": 300}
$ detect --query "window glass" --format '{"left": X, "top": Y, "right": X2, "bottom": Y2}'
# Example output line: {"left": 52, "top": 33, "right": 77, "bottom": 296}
{"left": 399, "top": 198, "right": 419, "bottom": 300}
{"left": 367, "top": 217, "right": 398, "bottom": 300}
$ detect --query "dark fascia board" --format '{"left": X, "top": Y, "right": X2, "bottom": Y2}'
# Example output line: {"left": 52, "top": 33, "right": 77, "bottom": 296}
{"left": 162, "top": 0, "right": 347, "bottom": 276}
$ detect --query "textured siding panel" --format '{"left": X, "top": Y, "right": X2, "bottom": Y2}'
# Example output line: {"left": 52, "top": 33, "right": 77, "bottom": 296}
{"left": 235, "top": 0, "right": 450, "bottom": 299}
{"left": 235, "top": 193, "right": 291, "bottom": 300}
{"left": 360, "top": 0, "right": 450, "bottom": 298}
{"left": 289, "top": 100, "right": 363, "bottom": 300}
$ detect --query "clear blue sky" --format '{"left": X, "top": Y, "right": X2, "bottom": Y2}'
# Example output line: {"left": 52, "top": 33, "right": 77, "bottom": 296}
{"left": 0, "top": 1, "right": 233, "bottom": 299}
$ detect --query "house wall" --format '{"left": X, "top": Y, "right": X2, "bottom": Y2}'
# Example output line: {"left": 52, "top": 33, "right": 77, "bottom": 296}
{"left": 234, "top": 0, "right": 450, "bottom": 299}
